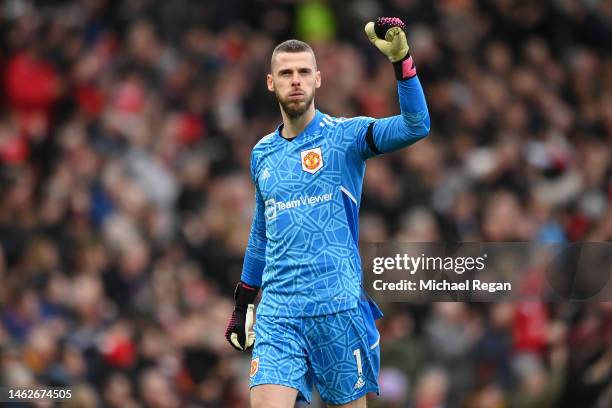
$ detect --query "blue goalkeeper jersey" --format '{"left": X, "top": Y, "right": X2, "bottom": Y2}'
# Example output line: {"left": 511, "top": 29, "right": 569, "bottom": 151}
{"left": 241, "top": 76, "right": 430, "bottom": 317}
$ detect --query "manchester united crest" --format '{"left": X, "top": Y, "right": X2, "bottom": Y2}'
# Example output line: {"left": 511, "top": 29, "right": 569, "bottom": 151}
{"left": 300, "top": 147, "right": 323, "bottom": 174}
{"left": 250, "top": 357, "right": 259, "bottom": 377}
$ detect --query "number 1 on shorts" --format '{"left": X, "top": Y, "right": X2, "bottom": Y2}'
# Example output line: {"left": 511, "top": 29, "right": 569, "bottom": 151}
{"left": 353, "top": 348, "right": 363, "bottom": 377}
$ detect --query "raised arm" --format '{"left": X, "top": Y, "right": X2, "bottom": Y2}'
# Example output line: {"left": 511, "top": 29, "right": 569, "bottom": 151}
{"left": 360, "top": 17, "right": 430, "bottom": 159}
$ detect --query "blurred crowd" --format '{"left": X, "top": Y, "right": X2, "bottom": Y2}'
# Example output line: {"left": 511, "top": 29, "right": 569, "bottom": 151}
{"left": 0, "top": 0, "right": 611, "bottom": 407}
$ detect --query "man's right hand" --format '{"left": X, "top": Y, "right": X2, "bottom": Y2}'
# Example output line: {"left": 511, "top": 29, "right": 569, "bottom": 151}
{"left": 225, "top": 282, "right": 259, "bottom": 351}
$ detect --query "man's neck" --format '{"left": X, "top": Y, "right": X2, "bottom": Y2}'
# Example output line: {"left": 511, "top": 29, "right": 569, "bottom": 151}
{"left": 280, "top": 105, "right": 316, "bottom": 139}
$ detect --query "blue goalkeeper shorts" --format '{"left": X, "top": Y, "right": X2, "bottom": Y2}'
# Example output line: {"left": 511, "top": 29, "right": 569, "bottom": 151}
{"left": 249, "top": 298, "right": 381, "bottom": 405}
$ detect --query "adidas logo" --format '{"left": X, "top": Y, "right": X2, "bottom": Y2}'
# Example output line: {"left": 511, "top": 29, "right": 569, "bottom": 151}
{"left": 354, "top": 377, "right": 365, "bottom": 390}
{"left": 261, "top": 168, "right": 271, "bottom": 180}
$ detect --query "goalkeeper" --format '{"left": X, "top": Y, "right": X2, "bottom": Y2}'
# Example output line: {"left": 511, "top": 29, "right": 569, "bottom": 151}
{"left": 225, "top": 17, "right": 430, "bottom": 407}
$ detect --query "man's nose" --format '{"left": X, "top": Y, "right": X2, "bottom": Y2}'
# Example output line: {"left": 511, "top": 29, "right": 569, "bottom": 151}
{"left": 291, "top": 73, "right": 301, "bottom": 85}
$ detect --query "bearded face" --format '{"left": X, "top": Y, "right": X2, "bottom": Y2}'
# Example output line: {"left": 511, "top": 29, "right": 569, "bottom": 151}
{"left": 275, "top": 86, "right": 315, "bottom": 118}
{"left": 267, "top": 51, "right": 321, "bottom": 119}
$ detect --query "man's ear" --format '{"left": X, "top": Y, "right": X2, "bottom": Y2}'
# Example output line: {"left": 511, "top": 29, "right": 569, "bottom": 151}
{"left": 267, "top": 74, "right": 274, "bottom": 92}
{"left": 315, "top": 70, "right": 321, "bottom": 88}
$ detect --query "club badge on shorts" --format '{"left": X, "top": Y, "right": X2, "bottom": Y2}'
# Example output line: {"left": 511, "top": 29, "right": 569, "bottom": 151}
{"left": 301, "top": 147, "right": 323, "bottom": 174}
{"left": 250, "top": 357, "right": 259, "bottom": 377}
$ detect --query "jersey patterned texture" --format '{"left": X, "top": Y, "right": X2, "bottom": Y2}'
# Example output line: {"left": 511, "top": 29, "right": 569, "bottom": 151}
{"left": 242, "top": 76, "right": 430, "bottom": 318}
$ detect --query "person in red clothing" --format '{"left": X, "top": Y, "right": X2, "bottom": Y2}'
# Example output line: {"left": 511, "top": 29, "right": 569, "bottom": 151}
{"left": 5, "top": 48, "right": 61, "bottom": 139}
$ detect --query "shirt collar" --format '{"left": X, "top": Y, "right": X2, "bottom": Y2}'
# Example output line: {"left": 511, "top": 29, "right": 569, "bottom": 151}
{"left": 276, "top": 109, "right": 322, "bottom": 141}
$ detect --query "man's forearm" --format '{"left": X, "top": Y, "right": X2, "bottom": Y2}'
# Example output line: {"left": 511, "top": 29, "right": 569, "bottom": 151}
{"left": 367, "top": 76, "right": 430, "bottom": 155}
{"left": 241, "top": 250, "right": 265, "bottom": 287}
{"left": 397, "top": 75, "right": 430, "bottom": 136}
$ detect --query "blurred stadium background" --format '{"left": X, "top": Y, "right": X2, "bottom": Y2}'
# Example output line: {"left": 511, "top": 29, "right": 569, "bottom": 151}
{"left": 0, "top": 0, "right": 611, "bottom": 407}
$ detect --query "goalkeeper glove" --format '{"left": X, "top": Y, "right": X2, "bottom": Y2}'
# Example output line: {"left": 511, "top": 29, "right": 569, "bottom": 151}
{"left": 365, "top": 17, "right": 416, "bottom": 80}
{"left": 225, "top": 281, "right": 259, "bottom": 351}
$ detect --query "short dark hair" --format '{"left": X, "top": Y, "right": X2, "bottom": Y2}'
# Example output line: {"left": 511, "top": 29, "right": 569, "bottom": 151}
{"left": 271, "top": 39, "right": 316, "bottom": 70}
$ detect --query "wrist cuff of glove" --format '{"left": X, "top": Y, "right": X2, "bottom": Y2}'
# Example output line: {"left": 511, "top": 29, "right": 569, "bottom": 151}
{"left": 234, "top": 281, "right": 259, "bottom": 307}
{"left": 393, "top": 54, "right": 417, "bottom": 81}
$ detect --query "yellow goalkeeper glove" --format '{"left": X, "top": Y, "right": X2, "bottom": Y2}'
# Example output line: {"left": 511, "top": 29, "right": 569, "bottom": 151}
{"left": 365, "top": 17, "right": 416, "bottom": 80}
{"left": 225, "top": 282, "right": 258, "bottom": 351}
